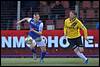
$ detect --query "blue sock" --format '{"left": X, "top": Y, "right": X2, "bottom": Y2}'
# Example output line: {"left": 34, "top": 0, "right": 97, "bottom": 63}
{"left": 40, "top": 52, "right": 46, "bottom": 60}
{"left": 32, "top": 48, "right": 37, "bottom": 60}
{"left": 26, "top": 46, "right": 37, "bottom": 59}
{"left": 31, "top": 48, "right": 36, "bottom": 54}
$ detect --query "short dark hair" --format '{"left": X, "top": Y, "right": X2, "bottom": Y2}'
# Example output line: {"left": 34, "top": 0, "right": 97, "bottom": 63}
{"left": 70, "top": 11, "right": 77, "bottom": 16}
{"left": 33, "top": 12, "right": 39, "bottom": 16}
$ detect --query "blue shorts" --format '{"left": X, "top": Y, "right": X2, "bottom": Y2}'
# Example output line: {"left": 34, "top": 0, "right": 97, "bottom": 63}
{"left": 28, "top": 31, "right": 41, "bottom": 40}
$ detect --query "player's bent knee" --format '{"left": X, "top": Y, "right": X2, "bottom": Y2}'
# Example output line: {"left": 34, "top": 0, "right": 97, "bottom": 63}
{"left": 79, "top": 49, "right": 84, "bottom": 53}
{"left": 40, "top": 46, "right": 46, "bottom": 52}
{"left": 42, "top": 48, "right": 46, "bottom": 52}
{"left": 79, "top": 47, "right": 84, "bottom": 53}
{"left": 74, "top": 48, "right": 78, "bottom": 53}
{"left": 31, "top": 44, "right": 36, "bottom": 48}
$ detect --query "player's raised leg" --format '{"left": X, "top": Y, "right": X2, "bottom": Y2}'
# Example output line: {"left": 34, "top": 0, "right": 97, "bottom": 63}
{"left": 25, "top": 36, "right": 37, "bottom": 61}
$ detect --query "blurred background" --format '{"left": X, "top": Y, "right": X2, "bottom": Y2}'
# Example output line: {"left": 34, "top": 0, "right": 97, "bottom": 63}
{"left": 1, "top": 1, "right": 99, "bottom": 30}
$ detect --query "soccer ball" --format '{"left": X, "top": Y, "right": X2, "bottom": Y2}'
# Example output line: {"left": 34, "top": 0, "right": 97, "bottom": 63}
{"left": 25, "top": 36, "right": 36, "bottom": 47}
{"left": 25, "top": 36, "right": 33, "bottom": 44}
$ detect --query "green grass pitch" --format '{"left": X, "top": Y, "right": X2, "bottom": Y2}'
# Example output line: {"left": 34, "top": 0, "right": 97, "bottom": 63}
{"left": 1, "top": 58, "right": 99, "bottom": 66}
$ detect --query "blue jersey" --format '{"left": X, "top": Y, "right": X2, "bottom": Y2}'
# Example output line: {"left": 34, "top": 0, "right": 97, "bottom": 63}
{"left": 27, "top": 18, "right": 43, "bottom": 39}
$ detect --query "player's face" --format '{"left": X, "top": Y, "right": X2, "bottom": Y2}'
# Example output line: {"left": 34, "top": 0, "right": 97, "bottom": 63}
{"left": 33, "top": 14, "right": 40, "bottom": 22}
{"left": 69, "top": 11, "right": 75, "bottom": 19}
{"left": 55, "top": 1, "right": 60, "bottom": 5}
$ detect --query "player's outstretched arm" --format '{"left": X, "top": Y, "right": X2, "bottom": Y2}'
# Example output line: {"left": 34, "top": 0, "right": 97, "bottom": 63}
{"left": 17, "top": 18, "right": 29, "bottom": 24}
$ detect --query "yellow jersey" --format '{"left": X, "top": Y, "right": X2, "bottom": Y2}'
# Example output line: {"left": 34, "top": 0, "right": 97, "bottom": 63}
{"left": 64, "top": 17, "right": 87, "bottom": 39}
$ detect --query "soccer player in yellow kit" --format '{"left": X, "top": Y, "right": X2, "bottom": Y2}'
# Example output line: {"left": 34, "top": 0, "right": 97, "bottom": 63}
{"left": 64, "top": 11, "right": 88, "bottom": 64}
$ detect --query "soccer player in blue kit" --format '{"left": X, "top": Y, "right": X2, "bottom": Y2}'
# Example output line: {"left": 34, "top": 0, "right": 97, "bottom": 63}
{"left": 17, "top": 12, "right": 46, "bottom": 64}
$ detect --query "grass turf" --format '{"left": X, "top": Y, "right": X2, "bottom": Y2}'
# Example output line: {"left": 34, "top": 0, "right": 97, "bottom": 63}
{"left": 1, "top": 58, "right": 99, "bottom": 66}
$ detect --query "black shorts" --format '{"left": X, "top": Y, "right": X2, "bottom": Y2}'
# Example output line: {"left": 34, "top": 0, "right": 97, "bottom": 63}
{"left": 68, "top": 36, "right": 84, "bottom": 49}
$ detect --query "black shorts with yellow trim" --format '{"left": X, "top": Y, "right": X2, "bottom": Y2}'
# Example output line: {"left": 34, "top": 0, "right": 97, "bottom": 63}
{"left": 68, "top": 36, "right": 84, "bottom": 49}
